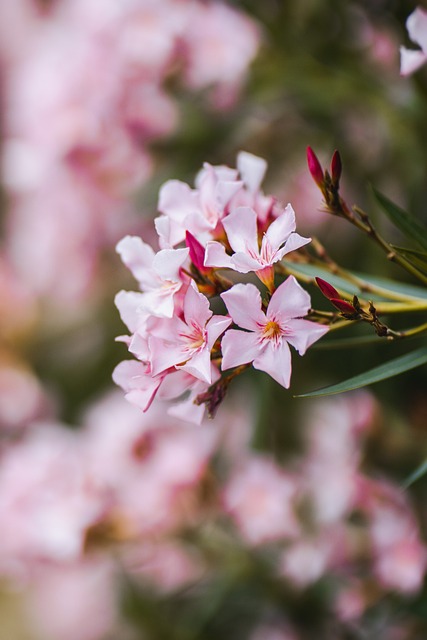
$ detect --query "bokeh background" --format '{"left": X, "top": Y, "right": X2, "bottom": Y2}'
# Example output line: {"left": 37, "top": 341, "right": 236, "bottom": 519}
{"left": 1, "top": 1, "right": 427, "bottom": 638}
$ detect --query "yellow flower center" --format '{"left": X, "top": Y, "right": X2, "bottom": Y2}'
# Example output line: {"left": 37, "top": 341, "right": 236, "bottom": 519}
{"left": 263, "top": 320, "right": 282, "bottom": 340}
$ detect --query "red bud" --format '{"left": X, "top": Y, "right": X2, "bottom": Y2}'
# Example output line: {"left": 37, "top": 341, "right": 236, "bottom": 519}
{"left": 330, "top": 298, "right": 357, "bottom": 315}
{"left": 315, "top": 277, "right": 340, "bottom": 300}
{"left": 307, "top": 146, "right": 324, "bottom": 188}
{"left": 185, "top": 231, "right": 209, "bottom": 273}
{"left": 330, "top": 149, "right": 342, "bottom": 185}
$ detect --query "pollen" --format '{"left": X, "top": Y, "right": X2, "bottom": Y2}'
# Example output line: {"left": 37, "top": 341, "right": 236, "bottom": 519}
{"left": 262, "top": 320, "right": 282, "bottom": 340}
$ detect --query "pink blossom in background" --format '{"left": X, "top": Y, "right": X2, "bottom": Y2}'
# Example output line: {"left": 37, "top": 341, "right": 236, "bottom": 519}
{"left": 26, "top": 559, "right": 117, "bottom": 640}
{"left": 223, "top": 456, "right": 299, "bottom": 545}
{"left": 400, "top": 7, "right": 427, "bottom": 75}
{"left": 0, "top": 0, "right": 260, "bottom": 304}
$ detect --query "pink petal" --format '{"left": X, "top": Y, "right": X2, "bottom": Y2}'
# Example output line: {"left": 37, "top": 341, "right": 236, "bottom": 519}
{"left": 204, "top": 241, "right": 234, "bottom": 269}
{"left": 264, "top": 204, "right": 296, "bottom": 252}
{"left": 180, "top": 349, "right": 212, "bottom": 384}
{"left": 284, "top": 319, "right": 329, "bottom": 355}
{"left": 406, "top": 7, "right": 427, "bottom": 53}
{"left": 206, "top": 315, "right": 233, "bottom": 350}
{"left": 222, "top": 206, "right": 259, "bottom": 255}
{"left": 215, "top": 179, "right": 244, "bottom": 211}
{"left": 115, "top": 290, "right": 147, "bottom": 333}
{"left": 158, "top": 180, "right": 198, "bottom": 220}
{"left": 400, "top": 46, "right": 427, "bottom": 75}
{"left": 168, "top": 396, "right": 206, "bottom": 426}
{"left": 149, "top": 337, "right": 184, "bottom": 377}
{"left": 221, "top": 329, "right": 261, "bottom": 370}
{"left": 237, "top": 151, "right": 267, "bottom": 193}
{"left": 183, "top": 282, "right": 212, "bottom": 328}
{"left": 230, "top": 252, "right": 264, "bottom": 273}
{"left": 116, "top": 236, "right": 155, "bottom": 286}
{"left": 221, "top": 283, "right": 266, "bottom": 331}
{"left": 277, "top": 232, "right": 311, "bottom": 258}
{"left": 112, "top": 360, "right": 148, "bottom": 391}
{"left": 152, "top": 247, "right": 189, "bottom": 281}
{"left": 267, "top": 276, "right": 311, "bottom": 322}
{"left": 253, "top": 340, "right": 292, "bottom": 389}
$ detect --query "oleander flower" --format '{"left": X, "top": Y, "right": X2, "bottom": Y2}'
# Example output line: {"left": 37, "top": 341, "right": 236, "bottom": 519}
{"left": 205, "top": 205, "right": 310, "bottom": 290}
{"left": 220, "top": 276, "right": 329, "bottom": 388}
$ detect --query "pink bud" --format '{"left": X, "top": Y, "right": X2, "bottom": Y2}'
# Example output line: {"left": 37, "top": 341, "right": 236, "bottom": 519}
{"left": 330, "top": 150, "right": 342, "bottom": 184}
{"left": 185, "top": 231, "right": 208, "bottom": 273}
{"left": 307, "top": 147, "right": 324, "bottom": 187}
{"left": 315, "top": 277, "right": 340, "bottom": 300}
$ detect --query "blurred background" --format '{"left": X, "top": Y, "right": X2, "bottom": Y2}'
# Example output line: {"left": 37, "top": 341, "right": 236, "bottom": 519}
{"left": 1, "top": 0, "right": 427, "bottom": 638}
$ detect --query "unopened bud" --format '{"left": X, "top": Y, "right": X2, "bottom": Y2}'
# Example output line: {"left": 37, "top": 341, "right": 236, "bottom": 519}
{"left": 307, "top": 146, "right": 324, "bottom": 188}
{"left": 315, "top": 277, "right": 340, "bottom": 300}
{"left": 186, "top": 231, "right": 209, "bottom": 274}
{"left": 330, "top": 298, "right": 357, "bottom": 315}
{"left": 330, "top": 149, "right": 342, "bottom": 186}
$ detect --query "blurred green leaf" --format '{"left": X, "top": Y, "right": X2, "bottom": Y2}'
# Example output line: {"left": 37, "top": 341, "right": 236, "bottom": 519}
{"left": 296, "top": 345, "right": 427, "bottom": 398}
{"left": 402, "top": 459, "right": 427, "bottom": 489}
{"left": 372, "top": 188, "right": 427, "bottom": 253}
{"left": 391, "top": 245, "right": 427, "bottom": 274}
{"left": 283, "top": 262, "right": 427, "bottom": 301}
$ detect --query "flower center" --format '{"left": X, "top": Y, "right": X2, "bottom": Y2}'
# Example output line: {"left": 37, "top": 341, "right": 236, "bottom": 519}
{"left": 262, "top": 320, "right": 282, "bottom": 341}
{"left": 180, "top": 322, "right": 206, "bottom": 353}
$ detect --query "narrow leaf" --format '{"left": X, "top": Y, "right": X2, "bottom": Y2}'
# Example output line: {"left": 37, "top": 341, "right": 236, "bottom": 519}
{"left": 372, "top": 188, "right": 427, "bottom": 252}
{"left": 283, "top": 261, "right": 427, "bottom": 301}
{"left": 296, "top": 345, "right": 427, "bottom": 398}
{"left": 391, "top": 245, "right": 427, "bottom": 274}
{"left": 402, "top": 459, "right": 427, "bottom": 489}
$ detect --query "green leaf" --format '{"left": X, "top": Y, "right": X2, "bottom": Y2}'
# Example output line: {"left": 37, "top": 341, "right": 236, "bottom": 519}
{"left": 295, "top": 345, "right": 427, "bottom": 398}
{"left": 283, "top": 261, "right": 427, "bottom": 301}
{"left": 391, "top": 245, "right": 427, "bottom": 274}
{"left": 402, "top": 459, "right": 427, "bottom": 489}
{"left": 372, "top": 188, "right": 427, "bottom": 253}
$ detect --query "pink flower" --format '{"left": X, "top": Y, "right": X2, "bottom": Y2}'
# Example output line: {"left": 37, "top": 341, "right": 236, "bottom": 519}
{"left": 400, "top": 8, "right": 427, "bottom": 75}
{"left": 156, "top": 163, "right": 242, "bottom": 248}
{"left": 149, "top": 281, "right": 231, "bottom": 384}
{"left": 205, "top": 205, "right": 310, "bottom": 290}
{"left": 220, "top": 277, "right": 328, "bottom": 388}
{"left": 223, "top": 456, "right": 299, "bottom": 545}
{"left": 116, "top": 235, "right": 189, "bottom": 318}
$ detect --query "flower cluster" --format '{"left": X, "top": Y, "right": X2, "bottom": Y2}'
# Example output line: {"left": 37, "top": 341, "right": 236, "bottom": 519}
{"left": 114, "top": 152, "right": 329, "bottom": 422}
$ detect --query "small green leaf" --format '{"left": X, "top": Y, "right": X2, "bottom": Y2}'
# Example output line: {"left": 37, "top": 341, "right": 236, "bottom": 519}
{"left": 372, "top": 188, "right": 427, "bottom": 252}
{"left": 402, "top": 459, "right": 427, "bottom": 489}
{"left": 296, "top": 345, "right": 427, "bottom": 398}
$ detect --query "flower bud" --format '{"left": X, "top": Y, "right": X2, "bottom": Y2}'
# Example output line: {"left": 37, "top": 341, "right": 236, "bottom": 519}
{"left": 315, "top": 277, "right": 340, "bottom": 300}
{"left": 330, "top": 149, "right": 342, "bottom": 186}
{"left": 307, "top": 146, "right": 325, "bottom": 188}
{"left": 186, "top": 231, "right": 209, "bottom": 274}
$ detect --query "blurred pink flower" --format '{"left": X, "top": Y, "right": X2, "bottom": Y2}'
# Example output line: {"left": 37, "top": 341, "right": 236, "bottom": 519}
{"left": 223, "top": 456, "right": 299, "bottom": 545}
